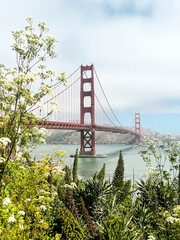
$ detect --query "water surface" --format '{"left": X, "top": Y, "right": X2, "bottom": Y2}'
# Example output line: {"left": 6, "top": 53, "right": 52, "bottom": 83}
{"left": 32, "top": 144, "right": 146, "bottom": 181}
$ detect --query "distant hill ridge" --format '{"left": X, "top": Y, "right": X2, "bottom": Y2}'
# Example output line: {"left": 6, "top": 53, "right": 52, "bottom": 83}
{"left": 45, "top": 128, "right": 180, "bottom": 145}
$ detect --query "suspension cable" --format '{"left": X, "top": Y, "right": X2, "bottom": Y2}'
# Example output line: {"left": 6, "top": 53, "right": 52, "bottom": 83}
{"left": 95, "top": 93, "right": 117, "bottom": 127}
{"left": 84, "top": 71, "right": 117, "bottom": 127}
{"left": 29, "top": 76, "right": 80, "bottom": 113}
{"left": 94, "top": 68, "right": 124, "bottom": 128}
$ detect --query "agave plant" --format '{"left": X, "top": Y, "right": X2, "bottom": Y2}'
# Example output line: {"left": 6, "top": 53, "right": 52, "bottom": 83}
{"left": 74, "top": 176, "right": 111, "bottom": 219}
{"left": 99, "top": 210, "right": 136, "bottom": 240}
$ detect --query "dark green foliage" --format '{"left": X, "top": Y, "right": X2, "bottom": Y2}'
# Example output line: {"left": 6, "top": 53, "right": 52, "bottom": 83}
{"left": 112, "top": 150, "right": 124, "bottom": 190}
{"left": 116, "top": 179, "right": 132, "bottom": 204}
{"left": 64, "top": 165, "right": 72, "bottom": 184}
{"left": 66, "top": 188, "right": 79, "bottom": 219}
{"left": 74, "top": 177, "right": 111, "bottom": 218}
{"left": 97, "top": 163, "right": 105, "bottom": 182}
{"left": 137, "top": 178, "right": 177, "bottom": 211}
{"left": 132, "top": 201, "right": 153, "bottom": 239}
{"left": 100, "top": 211, "right": 135, "bottom": 240}
{"left": 57, "top": 178, "right": 66, "bottom": 203}
{"left": 53, "top": 207, "right": 86, "bottom": 239}
{"left": 48, "top": 169, "right": 53, "bottom": 185}
{"left": 80, "top": 197, "right": 99, "bottom": 238}
{"left": 73, "top": 148, "right": 79, "bottom": 183}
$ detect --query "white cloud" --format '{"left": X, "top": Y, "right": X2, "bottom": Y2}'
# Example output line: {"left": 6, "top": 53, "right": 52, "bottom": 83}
{"left": 1, "top": 0, "right": 180, "bottom": 116}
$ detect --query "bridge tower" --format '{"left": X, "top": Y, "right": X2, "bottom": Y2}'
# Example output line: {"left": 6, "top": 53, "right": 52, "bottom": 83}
{"left": 79, "top": 64, "right": 96, "bottom": 156}
{"left": 135, "top": 112, "right": 141, "bottom": 144}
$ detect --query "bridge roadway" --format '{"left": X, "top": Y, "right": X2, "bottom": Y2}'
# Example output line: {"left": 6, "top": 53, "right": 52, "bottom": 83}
{"left": 37, "top": 120, "right": 140, "bottom": 137}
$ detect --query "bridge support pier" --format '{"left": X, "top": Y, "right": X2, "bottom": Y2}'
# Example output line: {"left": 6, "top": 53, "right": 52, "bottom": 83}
{"left": 135, "top": 112, "right": 141, "bottom": 144}
{"left": 80, "top": 130, "right": 96, "bottom": 156}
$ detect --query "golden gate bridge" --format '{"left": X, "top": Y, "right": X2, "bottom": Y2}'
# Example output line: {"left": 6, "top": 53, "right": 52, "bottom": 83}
{"left": 29, "top": 64, "right": 141, "bottom": 157}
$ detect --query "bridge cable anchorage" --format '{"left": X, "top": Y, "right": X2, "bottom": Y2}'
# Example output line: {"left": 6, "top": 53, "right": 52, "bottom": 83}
{"left": 28, "top": 76, "right": 81, "bottom": 113}
{"left": 84, "top": 71, "right": 117, "bottom": 128}
{"left": 94, "top": 68, "right": 124, "bottom": 128}
{"left": 27, "top": 66, "right": 80, "bottom": 113}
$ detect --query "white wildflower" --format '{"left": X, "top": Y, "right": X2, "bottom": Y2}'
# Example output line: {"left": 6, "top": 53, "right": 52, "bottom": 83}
{"left": 46, "top": 69, "right": 55, "bottom": 76}
{"left": 17, "top": 211, "right": 25, "bottom": 216}
{"left": 147, "top": 236, "right": 156, "bottom": 240}
{"left": 49, "top": 103, "right": 59, "bottom": 112}
{"left": 39, "top": 196, "right": 44, "bottom": 199}
{"left": 3, "top": 197, "right": 11, "bottom": 206}
{"left": 163, "top": 211, "right": 170, "bottom": 217}
{"left": 19, "top": 166, "right": 25, "bottom": 169}
{"left": 39, "top": 205, "right": 47, "bottom": 211}
{"left": 53, "top": 166, "right": 59, "bottom": 170}
{"left": 38, "top": 128, "right": 47, "bottom": 135}
{"left": 40, "top": 189, "right": 45, "bottom": 193}
{"left": 41, "top": 85, "right": 52, "bottom": 94}
{"left": 147, "top": 167, "right": 155, "bottom": 175}
{"left": 36, "top": 116, "right": 42, "bottom": 121}
{"left": 24, "top": 198, "right": 31, "bottom": 203}
{"left": 19, "top": 224, "right": 24, "bottom": 230}
{"left": 0, "top": 157, "right": 5, "bottom": 163}
{"left": 8, "top": 215, "right": 16, "bottom": 223}
{"left": 52, "top": 191, "right": 58, "bottom": 196}
{"left": 38, "top": 137, "right": 46, "bottom": 144}
{"left": 16, "top": 152, "right": 22, "bottom": 160}
{"left": 174, "top": 217, "right": 180, "bottom": 222}
{"left": 28, "top": 72, "right": 37, "bottom": 81}
{"left": 0, "top": 137, "right": 11, "bottom": 148}
{"left": 167, "top": 216, "right": 176, "bottom": 223}
{"left": 70, "top": 182, "right": 77, "bottom": 188}
{"left": 174, "top": 205, "right": 180, "bottom": 213}
{"left": 64, "top": 184, "right": 72, "bottom": 188}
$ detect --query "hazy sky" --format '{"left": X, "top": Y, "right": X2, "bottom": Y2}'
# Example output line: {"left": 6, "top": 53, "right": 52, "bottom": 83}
{"left": 1, "top": 0, "right": 180, "bottom": 134}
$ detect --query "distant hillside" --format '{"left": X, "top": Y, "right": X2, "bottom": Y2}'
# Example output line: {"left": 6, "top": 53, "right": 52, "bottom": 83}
{"left": 45, "top": 128, "right": 180, "bottom": 144}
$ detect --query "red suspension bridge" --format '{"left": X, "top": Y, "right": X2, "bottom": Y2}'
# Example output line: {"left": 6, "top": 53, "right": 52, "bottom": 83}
{"left": 29, "top": 64, "right": 141, "bottom": 157}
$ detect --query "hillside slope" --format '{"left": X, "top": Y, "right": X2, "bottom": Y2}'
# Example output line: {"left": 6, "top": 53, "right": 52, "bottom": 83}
{"left": 45, "top": 128, "right": 180, "bottom": 144}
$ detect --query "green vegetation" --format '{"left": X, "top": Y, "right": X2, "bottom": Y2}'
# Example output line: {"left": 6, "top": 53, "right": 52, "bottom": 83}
{"left": 73, "top": 148, "right": 79, "bottom": 183}
{"left": 112, "top": 150, "right": 124, "bottom": 189}
{"left": 97, "top": 163, "right": 105, "bottom": 182}
{"left": 0, "top": 19, "right": 180, "bottom": 239}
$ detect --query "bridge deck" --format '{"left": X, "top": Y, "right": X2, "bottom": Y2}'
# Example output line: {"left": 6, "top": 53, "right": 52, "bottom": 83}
{"left": 37, "top": 121, "right": 140, "bottom": 137}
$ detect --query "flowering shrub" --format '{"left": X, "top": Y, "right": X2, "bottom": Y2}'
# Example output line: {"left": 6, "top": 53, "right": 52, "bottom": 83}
{"left": 0, "top": 17, "right": 66, "bottom": 188}
{"left": 0, "top": 18, "right": 66, "bottom": 239}
{"left": 0, "top": 153, "right": 66, "bottom": 239}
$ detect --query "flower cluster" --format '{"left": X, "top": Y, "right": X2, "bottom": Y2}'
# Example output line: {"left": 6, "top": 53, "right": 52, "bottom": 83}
{"left": 0, "top": 157, "right": 5, "bottom": 163}
{"left": 49, "top": 101, "right": 59, "bottom": 112}
{"left": 2, "top": 197, "right": 11, "bottom": 206}
{"left": 0, "top": 137, "right": 11, "bottom": 149}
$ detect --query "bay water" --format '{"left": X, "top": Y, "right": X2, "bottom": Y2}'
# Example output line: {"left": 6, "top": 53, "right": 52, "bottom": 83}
{"left": 32, "top": 144, "right": 146, "bottom": 181}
